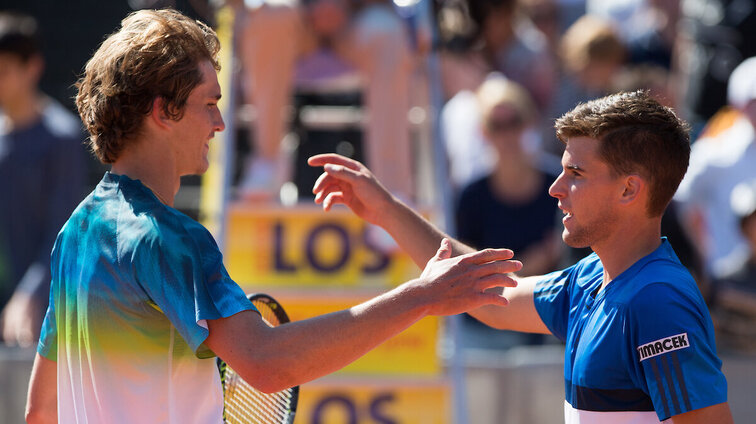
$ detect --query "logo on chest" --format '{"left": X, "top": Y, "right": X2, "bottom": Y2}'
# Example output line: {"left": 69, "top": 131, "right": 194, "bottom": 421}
{"left": 637, "top": 333, "right": 690, "bottom": 361}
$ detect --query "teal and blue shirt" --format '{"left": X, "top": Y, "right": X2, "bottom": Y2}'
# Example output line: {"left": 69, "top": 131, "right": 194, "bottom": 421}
{"left": 535, "top": 239, "right": 727, "bottom": 422}
{"left": 38, "top": 172, "right": 256, "bottom": 423}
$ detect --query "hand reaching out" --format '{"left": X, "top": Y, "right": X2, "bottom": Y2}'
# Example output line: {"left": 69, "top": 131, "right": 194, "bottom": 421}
{"left": 409, "top": 239, "right": 522, "bottom": 316}
{"left": 308, "top": 154, "right": 395, "bottom": 226}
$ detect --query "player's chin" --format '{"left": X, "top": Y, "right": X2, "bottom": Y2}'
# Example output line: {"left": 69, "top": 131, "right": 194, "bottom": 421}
{"left": 196, "top": 159, "right": 210, "bottom": 175}
{"left": 561, "top": 230, "right": 590, "bottom": 249}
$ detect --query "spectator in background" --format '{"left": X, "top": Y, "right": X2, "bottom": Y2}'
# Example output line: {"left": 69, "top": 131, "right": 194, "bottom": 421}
{"left": 544, "top": 15, "right": 626, "bottom": 157}
{"left": 586, "top": 0, "right": 679, "bottom": 69}
{"left": 438, "top": 0, "right": 556, "bottom": 110}
{"left": 456, "top": 76, "right": 561, "bottom": 274}
{"left": 675, "top": 57, "right": 756, "bottom": 279}
{"left": 469, "top": 0, "right": 557, "bottom": 111}
{"left": 556, "top": 14, "right": 626, "bottom": 105}
{"left": 519, "top": 0, "right": 561, "bottom": 53}
{"left": 711, "top": 179, "right": 756, "bottom": 352}
{"left": 455, "top": 76, "right": 561, "bottom": 348}
{"left": 439, "top": 0, "right": 559, "bottom": 190}
{"left": 675, "top": 0, "right": 756, "bottom": 132}
{"left": 440, "top": 79, "right": 496, "bottom": 191}
{"left": 0, "top": 12, "right": 86, "bottom": 346}
{"left": 236, "top": 0, "right": 418, "bottom": 202}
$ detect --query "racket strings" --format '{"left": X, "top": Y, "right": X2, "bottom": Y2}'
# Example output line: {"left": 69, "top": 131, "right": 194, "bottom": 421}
{"left": 220, "top": 297, "right": 296, "bottom": 424}
{"left": 223, "top": 368, "right": 295, "bottom": 424}
{"left": 253, "top": 301, "right": 283, "bottom": 327}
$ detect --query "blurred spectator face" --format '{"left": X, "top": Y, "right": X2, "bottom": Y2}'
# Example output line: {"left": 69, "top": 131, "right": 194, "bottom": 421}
{"left": 482, "top": 6, "right": 515, "bottom": 52}
{"left": 484, "top": 103, "right": 525, "bottom": 151}
{"left": 477, "top": 75, "right": 537, "bottom": 155}
{"left": 521, "top": 0, "right": 560, "bottom": 46}
{"left": 308, "top": 0, "right": 349, "bottom": 38}
{"left": 0, "top": 52, "right": 41, "bottom": 107}
{"left": 560, "top": 15, "right": 625, "bottom": 93}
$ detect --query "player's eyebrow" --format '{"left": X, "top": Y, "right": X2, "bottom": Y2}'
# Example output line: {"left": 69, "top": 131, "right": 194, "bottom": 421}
{"left": 565, "top": 164, "right": 585, "bottom": 172}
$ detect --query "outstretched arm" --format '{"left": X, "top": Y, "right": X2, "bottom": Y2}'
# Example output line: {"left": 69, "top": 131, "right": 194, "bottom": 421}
{"left": 26, "top": 353, "right": 57, "bottom": 424}
{"left": 205, "top": 240, "right": 522, "bottom": 393}
{"left": 670, "top": 402, "right": 733, "bottom": 423}
{"left": 308, "top": 154, "right": 551, "bottom": 335}
{"left": 308, "top": 154, "right": 475, "bottom": 266}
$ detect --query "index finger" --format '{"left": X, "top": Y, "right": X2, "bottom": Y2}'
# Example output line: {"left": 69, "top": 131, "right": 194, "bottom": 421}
{"left": 458, "top": 248, "right": 516, "bottom": 265}
{"left": 308, "top": 153, "right": 362, "bottom": 170}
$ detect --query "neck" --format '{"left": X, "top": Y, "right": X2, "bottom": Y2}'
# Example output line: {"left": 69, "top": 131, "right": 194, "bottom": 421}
{"left": 593, "top": 217, "right": 662, "bottom": 289}
{"left": 2, "top": 92, "right": 42, "bottom": 130}
{"left": 110, "top": 137, "right": 179, "bottom": 207}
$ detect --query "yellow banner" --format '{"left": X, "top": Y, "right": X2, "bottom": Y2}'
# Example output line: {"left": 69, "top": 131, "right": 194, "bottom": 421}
{"left": 200, "top": 5, "right": 235, "bottom": 236}
{"left": 254, "top": 291, "right": 441, "bottom": 376}
{"left": 226, "top": 204, "right": 420, "bottom": 287}
{"left": 296, "top": 377, "right": 451, "bottom": 424}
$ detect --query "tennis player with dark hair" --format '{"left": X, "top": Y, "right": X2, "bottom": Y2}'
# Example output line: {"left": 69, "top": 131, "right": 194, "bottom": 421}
{"left": 24, "top": 9, "right": 522, "bottom": 424}
{"left": 309, "top": 91, "right": 733, "bottom": 423}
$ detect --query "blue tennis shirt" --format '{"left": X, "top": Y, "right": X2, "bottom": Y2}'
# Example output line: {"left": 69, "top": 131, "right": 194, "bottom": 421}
{"left": 38, "top": 172, "right": 257, "bottom": 423}
{"left": 535, "top": 239, "right": 727, "bottom": 422}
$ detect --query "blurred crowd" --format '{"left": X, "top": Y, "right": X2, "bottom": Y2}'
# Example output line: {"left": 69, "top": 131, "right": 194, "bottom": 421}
{"left": 1, "top": 0, "right": 755, "bottom": 352}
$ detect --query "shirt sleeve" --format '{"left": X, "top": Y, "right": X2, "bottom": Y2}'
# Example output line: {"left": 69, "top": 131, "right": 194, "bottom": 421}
{"left": 624, "top": 282, "right": 727, "bottom": 421}
{"left": 36, "top": 286, "right": 57, "bottom": 361}
{"left": 135, "top": 220, "right": 256, "bottom": 358}
{"left": 533, "top": 266, "right": 576, "bottom": 341}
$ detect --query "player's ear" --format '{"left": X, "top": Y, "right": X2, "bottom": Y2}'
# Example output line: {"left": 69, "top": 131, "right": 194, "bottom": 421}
{"left": 620, "top": 174, "right": 644, "bottom": 206}
{"left": 148, "top": 97, "right": 172, "bottom": 129}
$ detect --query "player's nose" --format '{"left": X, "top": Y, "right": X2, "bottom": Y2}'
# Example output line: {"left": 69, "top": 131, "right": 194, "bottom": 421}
{"left": 549, "top": 172, "right": 566, "bottom": 199}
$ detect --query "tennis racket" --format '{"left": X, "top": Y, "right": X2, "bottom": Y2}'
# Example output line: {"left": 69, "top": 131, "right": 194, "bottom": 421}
{"left": 218, "top": 293, "right": 299, "bottom": 424}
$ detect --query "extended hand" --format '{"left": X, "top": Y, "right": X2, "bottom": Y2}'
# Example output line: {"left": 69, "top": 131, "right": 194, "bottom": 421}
{"left": 411, "top": 239, "right": 522, "bottom": 316}
{"left": 308, "top": 154, "right": 394, "bottom": 226}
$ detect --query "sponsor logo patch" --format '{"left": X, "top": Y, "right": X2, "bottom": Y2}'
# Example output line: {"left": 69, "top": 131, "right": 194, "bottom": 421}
{"left": 637, "top": 333, "right": 690, "bottom": 361}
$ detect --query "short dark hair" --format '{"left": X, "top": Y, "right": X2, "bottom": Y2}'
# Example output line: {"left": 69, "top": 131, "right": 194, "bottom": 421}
{"left": 555, "top": 91, "right": 690, "bottom": 217}
{"left": 467, "top": 0, "right": 518, "bottom": 34}
{"left": 75, "top": 9, "right": 220, "bottom": 163}
{"left": 0, "top": 12, "right": 41, "bottom": 62}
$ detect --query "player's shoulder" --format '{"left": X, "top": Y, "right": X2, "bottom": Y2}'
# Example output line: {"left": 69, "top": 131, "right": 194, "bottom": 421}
{"left": 624, "top": 261, "right": 703, "bottom": 315}
{"left": 538, "top": 251, "right": 603, "bottom": 293}
{"left": 144, "top": 206, "right": 223, "bottom": 268}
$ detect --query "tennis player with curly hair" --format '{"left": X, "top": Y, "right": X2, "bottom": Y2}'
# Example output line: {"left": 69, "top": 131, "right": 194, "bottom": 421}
{"left": 25, "top": 9, "right": 521, "bottom": 423}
